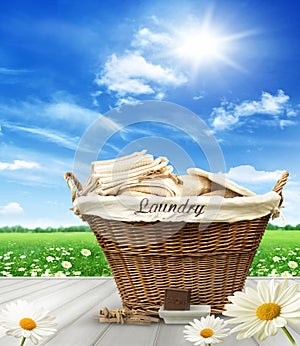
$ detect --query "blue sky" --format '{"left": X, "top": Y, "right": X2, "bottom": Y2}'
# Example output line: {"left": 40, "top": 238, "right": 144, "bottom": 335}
{"left": 0, "top": 0, "right": 300, "bottom": 227}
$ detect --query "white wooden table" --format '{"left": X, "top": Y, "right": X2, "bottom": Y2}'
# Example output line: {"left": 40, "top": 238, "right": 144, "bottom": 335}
{"left": 0, "top": 277, "right": 299, "bottom": 346}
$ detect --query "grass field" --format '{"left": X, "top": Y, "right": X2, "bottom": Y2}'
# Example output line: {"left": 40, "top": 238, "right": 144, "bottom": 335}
{"left": 0, "top": 231, "right": 300, "bottom": 277}
{"left": 0, "top": 232, "right": 111, "bottom": 277}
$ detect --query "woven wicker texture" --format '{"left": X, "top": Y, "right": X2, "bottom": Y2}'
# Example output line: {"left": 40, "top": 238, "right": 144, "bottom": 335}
{"left": 65, "top": 171, "right": 289, "bottom": 315}
{"left": 84, "top": 214, "right": 269, "bottom": 314}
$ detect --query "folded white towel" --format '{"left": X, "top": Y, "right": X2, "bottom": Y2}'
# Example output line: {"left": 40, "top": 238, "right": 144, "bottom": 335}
{"left": 186, "top": 168, "right": 255, "bottom": 197}
{"left": 118, "top": 177, "right": 181, "bottom": 197}
{"left": 79, "top": 150, "right": 181, "bottom": 197}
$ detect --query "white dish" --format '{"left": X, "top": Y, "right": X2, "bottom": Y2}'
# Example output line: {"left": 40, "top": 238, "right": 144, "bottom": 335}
{"left": 158, "top": 305, "right": 211, "bottom": 324}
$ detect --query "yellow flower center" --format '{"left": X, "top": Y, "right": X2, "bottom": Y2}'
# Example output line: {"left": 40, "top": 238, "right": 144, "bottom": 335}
{"left": 200, "top": 328, "right": 214, "bottom": 338}
{"left": 19, "top": 317, "right": 37, "bottom": 330}
{"left": 256, "top": 302, "right": 281, "bottom": 320}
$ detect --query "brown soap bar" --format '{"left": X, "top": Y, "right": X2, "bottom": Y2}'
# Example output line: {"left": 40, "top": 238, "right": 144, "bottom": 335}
{"left": 164, "top": 288, "right": 191, "bottom": 311}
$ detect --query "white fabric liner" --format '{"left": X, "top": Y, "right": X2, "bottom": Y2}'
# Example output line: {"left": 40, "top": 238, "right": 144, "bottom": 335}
{"left": 73, "top": 191, "right": 281, "bottom": 223}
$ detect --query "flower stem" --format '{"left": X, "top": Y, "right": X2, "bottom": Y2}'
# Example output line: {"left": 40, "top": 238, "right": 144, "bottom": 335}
{"left": 281, "top": 326, "right": 295, "bottom": 345}
{"left": 19, "top": 337, "right": 27, "bottom": 346}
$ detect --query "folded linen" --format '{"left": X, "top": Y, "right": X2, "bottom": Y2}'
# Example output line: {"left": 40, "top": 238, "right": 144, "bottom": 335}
{"left": 79, "top": 150, "right": 181, "bottom": 197}
{"left": 179, "top": 175, "right": 211, "bottom": 196}
{"left": 186, "top": 168, "right": 255, "bottom": 197}
{"left": 118, "top": 177, "right": 181, "bottom": 197}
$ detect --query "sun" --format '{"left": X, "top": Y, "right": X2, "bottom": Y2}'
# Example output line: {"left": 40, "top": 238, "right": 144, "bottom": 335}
{"left": 169, "top": 17, "right": 255, "bottom": 71}
{"left": 173, "top": 27, "right": 224, "bottom": 64}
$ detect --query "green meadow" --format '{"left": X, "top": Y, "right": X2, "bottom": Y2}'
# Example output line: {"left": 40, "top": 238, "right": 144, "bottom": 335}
{"left": 0, "top": 231, "right": 300, "bottom": 277}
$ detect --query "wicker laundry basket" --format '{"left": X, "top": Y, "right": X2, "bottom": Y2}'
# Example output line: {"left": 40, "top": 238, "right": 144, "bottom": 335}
{"left": 65, "top": 171, "right": 289, "bottom": 315}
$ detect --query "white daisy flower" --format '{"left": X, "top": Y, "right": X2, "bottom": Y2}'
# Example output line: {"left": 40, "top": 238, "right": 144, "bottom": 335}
{"left": 61, "top": 261, "right": 72, "bottom": 269}
{"left": 288, "top": 261, "right": 298, "bottom": 269}
{"left": 223, "top": 279, "right": 300, "bottom": 343}
{"left": 81, "top": 249, "right": 91, "bottom": 257}
{"left": 55, "top": 271, "right": 66, "bottom": 278}
{"left": 272, "top": 256, "right": 281, "bottom": 262}
{"left": 73, "top": 271, "right": 81, "bottom": 276}
{"left": 46, "top": 256, "right": 55, "bottom": 262}
{"left": 281, "top": 271, "right": 293, "bottom": 278}
{"left": 0, "top": 299, "right": 57, "bottom": 345}
{"left": 183, "top": 315, "right": 229, "bottom": 345}
{"left": 268, "top": 269, "right": 279, "bottom": 277}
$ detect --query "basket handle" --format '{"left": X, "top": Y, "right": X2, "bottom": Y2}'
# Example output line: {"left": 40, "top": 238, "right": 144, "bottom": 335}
{"left": 64, "top": 172, "right": 83, "bottom": 202}
{"left": 272, "top": 171, "right": 289, "bottom": 206}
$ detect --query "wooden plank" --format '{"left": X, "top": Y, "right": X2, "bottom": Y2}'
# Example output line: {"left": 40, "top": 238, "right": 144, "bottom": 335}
{"left": 156, "top": 323, "right": 260, "bottom": 346}
{"left": 0, "top": 277, "right": 56, "bottom": 294}
{"left": 0, "top": 277, "right": 300, "bottom": 346}
{"left": 43, "top": 285, "right": 121, "bottom": 345}
{"left": 94, "top": 323, "right": 160, "bottom": 346}
{"left": 0, "top": 279, "right": 68, "bottom": 305}
{"left": 0, "top": 279, "right": 111, "bottom": 346}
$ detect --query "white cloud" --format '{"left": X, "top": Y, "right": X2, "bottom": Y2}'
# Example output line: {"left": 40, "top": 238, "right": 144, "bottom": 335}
{"left": 132, "top": 27, "right": 171, "bottom": 48}
{"left": 227, "top": 165, "right": 284, "bottom": 184}
{"left": 0, "top": 67, "right": 31, "bottom": 74}
{"left": 211, "top": 90, "right": 298, "bottom": 131}
{"left": 226, "top": 166, "right": 300, "bottom": 225}
{"left": 0, "top": 99, "right": 110, "bottom": 127}
{"left": 96, "top": 53, "right": 187, "bottom": 97}
{"left": 0, "top": 159, "right": 40, "bottom": 171}
{"left": 0, "top": 202, "right": 24, "bottom": 215}
{"left": 3, "top": 122, "right": 80, "bottom": 150}
{"left": 282, "top": 181, "right": 300, "bottom": 226}
{"left": 115, "top": 97, "right": 142, "bottom": 107}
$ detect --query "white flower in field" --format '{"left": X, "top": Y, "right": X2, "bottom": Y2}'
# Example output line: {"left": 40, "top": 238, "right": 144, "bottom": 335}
{"left": 42, "top": 269, "right": 52, "bottom": 277}
{"left": 288, "top": 261, "right": 298, "bottom": 269}
{"left": 81, "top": 249, "right": 91, "bottom": 257}
{"left": 223, "top": 279, "right": 300, "bottom": 343}
{"left": 31, "top": 272, "right": 38, "bottom": 277}
{"left": 18, "top": 268, "right": 26, "bottom": 272}
{"left": 184, "top": 315, "right": 229, "bottom": 345}
{"left": 55, "top": 271, "right": 66, "bottom": 278}
{"left": 0, "top": 299, "right": 57, "bottom": 345}
{"left": 73, "top": 271, "right": 81, "bottom": 276}
{"left": 61, "top": 261, "right": 72, "bottom": 269}
{"left": 282, "top": 257, "right": 287, "bottom": 260}
{"left": 19, "top": 255, "right": 26, "bottom": 259}
{"left": 46, "top": 256, "right": 55, "bottom": 262}
{"left": 272, "top": 256, "right": 281, "bottom": 262}
{"left": 281, "top": 271, "right": 293, "bottom": 278}
{"left": 268, "top": 269, "right": 279, "bottom": 277}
